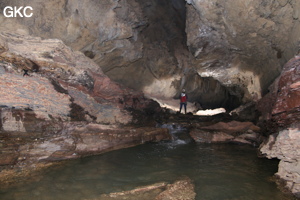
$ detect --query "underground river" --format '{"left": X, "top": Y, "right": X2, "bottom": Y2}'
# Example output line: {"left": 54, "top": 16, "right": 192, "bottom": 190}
{"left": 0, "top": 129, "right": 295, "bottom": 200}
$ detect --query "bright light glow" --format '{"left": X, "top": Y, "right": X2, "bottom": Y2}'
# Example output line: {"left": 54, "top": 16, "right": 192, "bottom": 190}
{"left": 148, "top": 96, "right": 226, "bottom": 116}
{"left": 195, "top": 108, "right": 226, "bottom": 116}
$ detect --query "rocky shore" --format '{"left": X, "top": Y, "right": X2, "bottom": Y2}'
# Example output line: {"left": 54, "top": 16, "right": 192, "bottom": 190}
{"left": 0, "top": 32, "right": 171, "bottom": 187}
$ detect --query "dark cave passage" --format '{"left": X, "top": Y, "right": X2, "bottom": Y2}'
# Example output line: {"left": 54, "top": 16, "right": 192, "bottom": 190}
{"left": 103, "top": 0, "right": 244, "bottom": 112}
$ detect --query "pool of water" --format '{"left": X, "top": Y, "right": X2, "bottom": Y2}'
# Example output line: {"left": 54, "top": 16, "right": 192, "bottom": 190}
{"left": 0, "top": 134, "right": 294, "bottom": 200}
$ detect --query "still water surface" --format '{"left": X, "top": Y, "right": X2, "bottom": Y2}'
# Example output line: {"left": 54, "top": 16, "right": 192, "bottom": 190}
{"left": 0, "top": 135, "right": 294, "bottom": 200}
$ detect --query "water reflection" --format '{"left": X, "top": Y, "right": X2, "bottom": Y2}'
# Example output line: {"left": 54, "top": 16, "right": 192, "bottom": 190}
{"left": 0, "top": 138, "right": 295, "bottom": 200}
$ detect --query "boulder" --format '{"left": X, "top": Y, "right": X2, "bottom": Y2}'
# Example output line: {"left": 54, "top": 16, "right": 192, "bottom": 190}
{"left": 98, "top": 182, "right": 167, "bottom": 200}
{"left": 155, "top": 178, "right": 196, "bottom": 200}
{"left": 93, "top": 177, "right": 196, "bottom": 200}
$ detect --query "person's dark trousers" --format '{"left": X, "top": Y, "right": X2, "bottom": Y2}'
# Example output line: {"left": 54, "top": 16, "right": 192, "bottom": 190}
{"left": 179, "top": 102, "right": 187, "bottom": 114}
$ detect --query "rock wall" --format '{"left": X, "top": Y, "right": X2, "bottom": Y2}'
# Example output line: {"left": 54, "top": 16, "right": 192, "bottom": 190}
{"left": 185, "top": 0, "right": 300, "bottom": 102}
{"left": 0, "top": 0, "right": 187, "bottom": 105}
{"left": 0, "top": 32, "right": 171, "bottom": 180}
{"left": 259, "top": 55, "right": 300, "bottom": 197}
{"left": 0, "top": 32, "right": 160, "bottom": 127}
{"left": 0, "top": 0, "right": 265, "bottom": 111}
{"left": 1, "top": 0, "right": 300, "bottom": 111}
{"left": 260, "top": 125, "right": 300, "bottom": 196}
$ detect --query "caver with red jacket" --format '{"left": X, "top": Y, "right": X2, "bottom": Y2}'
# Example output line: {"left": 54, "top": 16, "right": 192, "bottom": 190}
{"left": 179, "top": 89, "right": 188, "bottom": 114}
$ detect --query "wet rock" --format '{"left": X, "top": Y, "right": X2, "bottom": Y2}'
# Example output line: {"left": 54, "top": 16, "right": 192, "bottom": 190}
{"left": 0, "top": 123, "right": 171, "bottom": 182}
{"left": 260, "top": 124, "right": 300, "bottom": 195}
{"left": 190, "top": 121, "right": 262, "bottom": 145}
{"left": 98, "top": 182, "right": 167, "bottom": 200}
{"left": 155, "top": 178, "right": 196, "bottom": 200}
{"left": 95, "top": 177, "right": 196, "bottom": 200}
{"left": 199, "top": 120, "right": 260, "bottom": 134}
{"left": 189, "top": 130, "right": 232, "bottom": 143}
{"left": 70, "top": 124, "right": 171, "bottom": 157}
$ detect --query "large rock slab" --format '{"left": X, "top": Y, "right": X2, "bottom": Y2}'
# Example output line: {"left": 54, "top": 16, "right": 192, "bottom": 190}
{"left": 0, "top": 123, "right": 171, "bottom": 185}
{"left": 190, "top": 121, "right": 262, "bottom": 145}
{"left": 93, "top": 177, "right": 196, "bottom": 200}
{"left": 15, "top": 124, "right": 171, "bottom": 162}
{"left": 155, "top": 178, "right": 196, "bottom": 200}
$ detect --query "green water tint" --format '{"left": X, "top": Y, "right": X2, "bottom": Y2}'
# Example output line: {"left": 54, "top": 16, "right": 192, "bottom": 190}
{"left": 0, "top": 139, "right": 295, "bottom": 200}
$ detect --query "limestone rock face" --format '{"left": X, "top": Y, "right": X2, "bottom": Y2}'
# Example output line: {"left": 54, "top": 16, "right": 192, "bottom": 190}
{"left": 0, "top": 32, "right": 158, "bottom": 127}
{"left": 185, "top": 0, "right": 300, "bottom": 103}
{"left": 0, "top": 32, "right": 169, "bottom": 178}
{"left": 13, "top": 124, "right": 170, "bottom": 163}
{"left": 0, "top": 123, "right": 171, "bottom": 186}
{"left": 1, "top": 0, "right": 300, "bottom": 111}
{"left": 260, "top": 125, "right": 300, "bottom": 196}
{"left": 0, "top": 74, "right": 71, "bottom": 124}
{"left": 0, "top": 0, "right": 258, "bottom": 111}
{"left": 190, "top": 121, "right": 262, "bottom": 146}
{"left": 258, "top": 55, "right": 300, "bottom": 197}
{"left": 258, "top": 55, "right": 300, "bottom": 129}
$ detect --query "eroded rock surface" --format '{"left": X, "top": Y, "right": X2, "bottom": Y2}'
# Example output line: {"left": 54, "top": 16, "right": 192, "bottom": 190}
{"left": 0, "top": 32, "right": 170, "bottom": 180}
{"left": 258, "top": 55, "right": 300, "bottom": 197}
{"left": 95, "top": 177, "right": 196, "bottom": 200}
{"left": 186, "top": 0, "right": 300, "bottom": 101}
{"left": 2, "top": 0, "right": 294, "bottom": 111}
{"left": 260, "top": 125, "right": 300, "bottom": 197}
{"left": 0, "top": 123, "right": 170, "bottom": 171}
{"left": 0, "top": 32, "right": 159, "bottom": 126}
{"left": 257, "top": 55, "right": 300, "bottom": 130}
{"left": 190, "top": 121, "right": 262, "bottom": 146}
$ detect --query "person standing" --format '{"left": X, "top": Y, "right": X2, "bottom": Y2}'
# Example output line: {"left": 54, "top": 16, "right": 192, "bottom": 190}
{"left": 179, "top": 89, "right": 188, "bottom": 114}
